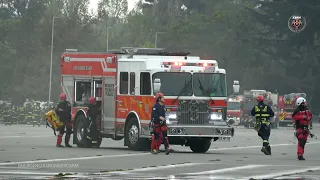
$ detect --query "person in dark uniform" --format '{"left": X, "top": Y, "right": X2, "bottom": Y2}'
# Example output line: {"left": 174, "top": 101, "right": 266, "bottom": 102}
{"left": 55, "top": 93, "right": 72, "bottom": 148}
{"left": 251, "top": 95, "right": 274, "bottom": 155}
{"left": 85, "top": 97, "right": 101, "bottom": 148}
{"left": 292, "top": 97, "right": 312, "bottom": 160}
{"left": 150, "top": 92, "right": 170, "bottom": 155}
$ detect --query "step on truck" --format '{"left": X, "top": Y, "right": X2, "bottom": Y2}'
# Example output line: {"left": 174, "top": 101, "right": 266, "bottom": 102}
{"left": 60, "top": 48, "right": 235, "bottom": 153}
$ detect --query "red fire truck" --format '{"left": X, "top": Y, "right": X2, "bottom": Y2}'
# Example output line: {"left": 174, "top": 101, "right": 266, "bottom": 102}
{"left": 278, "top": 93, "right": 306, "bottom": 127}
{"left": 227, "top": 97, "right": 243, "bottom": 126}
{"left": 60, "top": 48, "right": 234, "bottom": 153}
{"left": 227, "top": 81, "right": 243, "bottom": 126}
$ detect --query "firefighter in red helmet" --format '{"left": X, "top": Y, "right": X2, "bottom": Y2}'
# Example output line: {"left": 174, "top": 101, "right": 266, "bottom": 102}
{"left": 251, "top": 95, "right": 274, "bottom": 155}
{"left": 84, "top": 97, "right": 101, "bottom": 148}
{"left": 55, "top": 93, "right": 73, "bottom": 147}
{"left": 150, "top": 92, "right": 170, "bottom": 155}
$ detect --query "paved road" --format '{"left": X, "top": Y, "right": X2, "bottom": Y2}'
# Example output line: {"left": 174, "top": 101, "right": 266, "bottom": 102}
{"left": 0, "top": 124, "right": 319, "bottom": 180}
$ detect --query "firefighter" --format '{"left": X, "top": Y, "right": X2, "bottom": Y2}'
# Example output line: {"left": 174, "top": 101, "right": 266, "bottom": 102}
{"left": 85, "top": 97, "right": 101, "bottom": 148}
{"left": 251, "top": 95, "right": 274, "bottom": 155}
{"left": 55, "top": 93, "right": 73, "bottom": 148}
{"left": 150, "top": 93, "right": 170, "bottom": 155}
{"left": 292, "top": 97, "right": 312, "bottom": 160}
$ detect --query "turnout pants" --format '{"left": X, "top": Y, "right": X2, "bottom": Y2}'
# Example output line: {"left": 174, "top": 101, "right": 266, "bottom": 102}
{"left": 151, "top": 125, "right": 169, "bottom": 150}
{"left": 85, "top": 117, "right": 99, "bottom": 145}
{"left": 256, "top": 120, "right": 271, "bottom": 154}
{"left": 296, "top": 128, "right": 308, "bottom": 156}
{"left": 56, "top": 121, "right": 72, "bottom": 145}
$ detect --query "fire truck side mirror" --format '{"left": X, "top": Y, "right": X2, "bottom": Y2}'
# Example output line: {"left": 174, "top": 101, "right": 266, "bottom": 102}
{"left": 153, "top": 78, "right": 161, "bottom": 93}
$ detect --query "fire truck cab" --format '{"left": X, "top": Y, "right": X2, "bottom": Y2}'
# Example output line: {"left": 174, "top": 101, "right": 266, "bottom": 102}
{"left": 60, "top": 48, "right": 234, "bottom": 153}
{"left": 278, "top": 93, "right": 306, "bottom": 127}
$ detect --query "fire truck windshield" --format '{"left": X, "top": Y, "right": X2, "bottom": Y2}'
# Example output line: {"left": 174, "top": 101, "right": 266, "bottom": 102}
{"left": 193, "top": 73, "right": 227, "bottom": 97}
{"left": 243, "top": 101, "right": 256, "bottom": 110}
{"left": 152, "top": 72, "right": 192, "bottom": 96}
{"left": 227, "top": 102, "right": 241, "bottom": 110}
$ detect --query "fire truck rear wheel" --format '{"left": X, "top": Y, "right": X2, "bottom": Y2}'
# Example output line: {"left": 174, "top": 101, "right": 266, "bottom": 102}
{"left": 189, "top": 138, "right": 212, "bottom": 153}
{"left": 125, "top": 118, "right": 149, "bottom": 151}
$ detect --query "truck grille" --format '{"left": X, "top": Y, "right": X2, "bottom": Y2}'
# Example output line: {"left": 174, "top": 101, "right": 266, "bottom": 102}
{"left": 177, "top": 100, "right": 210, "bottom": 125}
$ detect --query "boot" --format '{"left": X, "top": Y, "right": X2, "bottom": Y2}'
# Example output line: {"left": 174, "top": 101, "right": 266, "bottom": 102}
{"left": 56, "top": 134, "right": 63, "bottom": 147}
{"left": 298, "top": 156, "right": 305, "bottom": 160}
{"left": 165, "top": 147, "right": 170, "bottom": 155}
{"left": 267, "top": 146, "right": 272, "bottom": 155}
{"left": 151, "top": 149, "right": 158, "bottom": 154}
{"left": 65, "top": 135, "right": 72, "bottom": 148}
{"left": 261, "top": 147, "right": 270, "bottom": 155}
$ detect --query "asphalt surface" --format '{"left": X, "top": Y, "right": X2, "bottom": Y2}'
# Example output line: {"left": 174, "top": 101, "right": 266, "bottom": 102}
{"left": 0, "top": 124, "right": 320, "bottom": 180}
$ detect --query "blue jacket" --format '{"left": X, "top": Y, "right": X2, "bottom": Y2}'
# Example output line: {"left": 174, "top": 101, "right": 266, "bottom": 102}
{"left": 251, "top": 102, "right": 274, "bottom": 120}
{"left": 151, "top": 103, "right": 166, "bottom": 124}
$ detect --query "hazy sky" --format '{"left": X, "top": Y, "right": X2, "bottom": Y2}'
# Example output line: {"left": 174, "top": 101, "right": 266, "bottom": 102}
{"left": 89, "top": 0, "right": 139, "bottom": 13}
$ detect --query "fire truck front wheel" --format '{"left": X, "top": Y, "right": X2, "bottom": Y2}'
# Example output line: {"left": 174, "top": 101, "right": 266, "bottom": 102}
{"left": 74, "top": 114, "right": 95, "bottom": 148}
{"left": 125, "top": 118, "right": 149, "bottom": 151}
{"left": 189, "top": 138, "right": 212, "bottom": 153}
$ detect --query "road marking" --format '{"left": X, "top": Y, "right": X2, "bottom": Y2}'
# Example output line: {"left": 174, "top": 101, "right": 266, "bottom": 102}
{"left": 0, "top": 171, "right": 58, "bottom": 175}
{"left": 0, "top": 153, "right": 151, "bottom": 166}
{"left": 240, "top": 166, "right": 320, "bottom": 180}
{"left": 0, "top": 135, "right": 53, "bottom": 139}
{"left": 1, "top": 141, "right": 319, "bottom": 166}
{"left": 100, "top": 162, "right": 215, "bottom": 174}
{"left": 182, "top": 164, "right": 268, "bottom": 175}
{"left": 209, "top": 141, "right": 320, "bottom": 151}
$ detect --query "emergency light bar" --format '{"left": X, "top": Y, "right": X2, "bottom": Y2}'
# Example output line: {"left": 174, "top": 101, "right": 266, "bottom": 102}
{"left": 162, "top": 62, "right": 216, "bottom": 67}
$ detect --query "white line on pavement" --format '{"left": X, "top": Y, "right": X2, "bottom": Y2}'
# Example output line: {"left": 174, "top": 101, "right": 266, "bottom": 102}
{"left": 0, "top": 153, "right": 151, "bottom": 166}
{"left": 103, "top": 162, "right": 215, "bottom": 174}
{"left": 0, "top": 135, "right": 53, "bottom": 139}
{"left": 1, "top": 141, "right": 320, "bottom": 165}
{"left": 182, "top": 164, "right": 268, "bottom": 175}
{"left": 0, "top": 171, "right": 58, "bottom": 175}
{"left": 240, "top": 166, "right": 320, "bottom": 180}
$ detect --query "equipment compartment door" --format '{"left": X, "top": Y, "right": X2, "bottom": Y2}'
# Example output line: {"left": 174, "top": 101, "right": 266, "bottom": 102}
{"left": 103, "top": 76, "right": 116, "bottom": 134}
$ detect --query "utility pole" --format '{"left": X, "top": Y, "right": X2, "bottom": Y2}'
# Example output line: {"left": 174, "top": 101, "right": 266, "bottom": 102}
{"left": 107, "top": 26, "right": 112, "bottom": 52}
{"left": 48, "top": 16, "right": 60, "bottom": 106}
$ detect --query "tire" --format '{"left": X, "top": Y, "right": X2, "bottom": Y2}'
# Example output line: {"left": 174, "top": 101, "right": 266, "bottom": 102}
{"left": 74, "top": 114, "right": 102, "bottom": 148}
{"left": 190, "top": 138, "right": 212, "bottom": 153}
{"left": 74, "top": 114, "right": 89, "bottom": 148}
{"left": 125, "top": 117, "right": 149, "bottom": 151}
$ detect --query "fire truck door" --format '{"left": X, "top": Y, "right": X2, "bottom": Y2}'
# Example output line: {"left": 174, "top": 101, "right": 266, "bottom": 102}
{"left": 103, "top": 76, "right": 116, "bottom": 133}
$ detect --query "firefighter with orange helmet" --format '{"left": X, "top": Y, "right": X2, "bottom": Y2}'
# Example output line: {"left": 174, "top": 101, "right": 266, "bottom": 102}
{"left": 55, "top": 93, "right": 73, "bottom": 148}
{"left": 150, "top": 92, "right": 170, "bottom": 155}
{"left": 251, "top": 95, "right": 274, "bottom": 155}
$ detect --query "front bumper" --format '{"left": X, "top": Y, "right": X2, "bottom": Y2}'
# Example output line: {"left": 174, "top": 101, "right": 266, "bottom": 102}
{"left": 167, "top": 125, "right": 234, "bottom": 137}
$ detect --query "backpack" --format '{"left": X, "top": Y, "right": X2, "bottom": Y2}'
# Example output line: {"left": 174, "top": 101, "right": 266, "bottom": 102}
{"left": 45, "top": 109, "right": 64, "bottom": 135}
